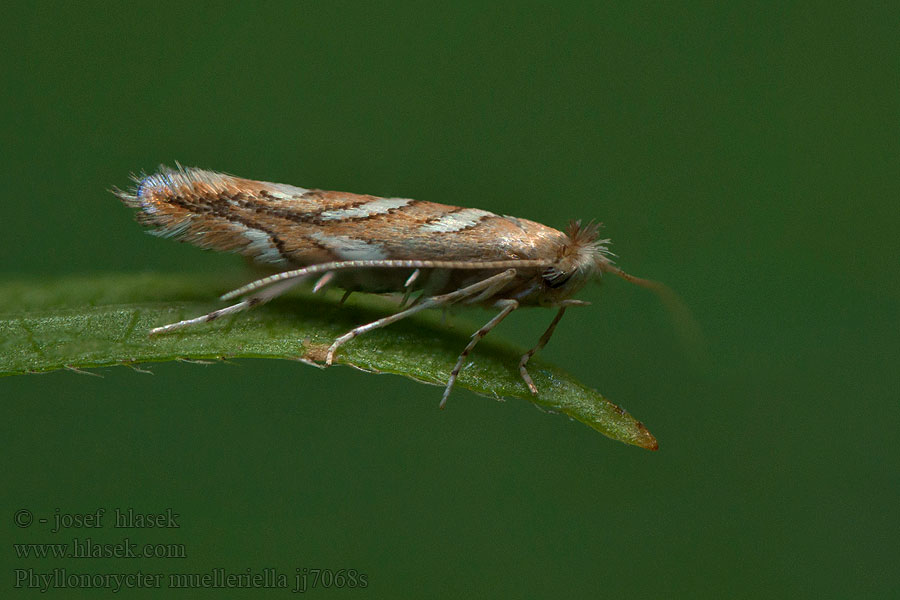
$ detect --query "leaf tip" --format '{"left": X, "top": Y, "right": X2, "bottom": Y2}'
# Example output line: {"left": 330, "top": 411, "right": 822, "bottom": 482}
{"left": 633, "top": 421, "right": 659, "bottom": 451}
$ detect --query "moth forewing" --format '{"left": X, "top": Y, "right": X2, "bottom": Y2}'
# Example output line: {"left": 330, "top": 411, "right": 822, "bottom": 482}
{"left": 117, "top": 165, "right": 624, "bottom": 405}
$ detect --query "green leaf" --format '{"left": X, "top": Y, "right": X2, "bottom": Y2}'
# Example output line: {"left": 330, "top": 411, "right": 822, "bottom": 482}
{"left": 0, "top": 273, "right": 658, "bottom": 450}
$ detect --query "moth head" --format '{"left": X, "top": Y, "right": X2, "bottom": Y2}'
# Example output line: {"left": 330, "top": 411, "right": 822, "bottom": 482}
{"left": 541, "top": 220, "right": 613, "bottom": 299}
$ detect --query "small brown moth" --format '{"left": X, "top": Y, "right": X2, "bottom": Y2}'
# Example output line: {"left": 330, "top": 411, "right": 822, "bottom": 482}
{"left": 117, "top": 165, "right": 662, "bottom": 406}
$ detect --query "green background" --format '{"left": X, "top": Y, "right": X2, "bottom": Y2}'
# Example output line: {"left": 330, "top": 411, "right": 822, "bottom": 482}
{"left": 2, "top": 3, "right": 897, "bottom": 597}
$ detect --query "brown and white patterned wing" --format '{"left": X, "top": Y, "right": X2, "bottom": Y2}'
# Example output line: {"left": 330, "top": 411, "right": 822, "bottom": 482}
{"left": 119, "top": 166, "right": 566, "bottom": 268}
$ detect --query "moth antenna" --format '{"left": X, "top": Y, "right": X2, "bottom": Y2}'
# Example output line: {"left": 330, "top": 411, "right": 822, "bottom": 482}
{"left": 599, "top": 262, "right": 707, "bottom": 365}
{"left": 221, "top": 258, "right": 551, "bottom": 301}
{"left": 598, "top": 262, "right": 662, "bottom": 291}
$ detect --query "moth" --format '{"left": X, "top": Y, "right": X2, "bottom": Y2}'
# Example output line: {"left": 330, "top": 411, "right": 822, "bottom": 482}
{"left": 116, "top": 165, "right": 660, "bottom": 406}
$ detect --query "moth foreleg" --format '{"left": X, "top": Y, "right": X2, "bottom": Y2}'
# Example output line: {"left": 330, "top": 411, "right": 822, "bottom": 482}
{"left": 324, "top": 269, "right": 517, "bottom": 367}
{"left": 440, "top": 298, "right": 519, "bottom": 409}
{"left": 149, "top": 278, "right": 303, "bottom": 336}
{"left": 518, "top": 299, "right": 589, "bottom": 395}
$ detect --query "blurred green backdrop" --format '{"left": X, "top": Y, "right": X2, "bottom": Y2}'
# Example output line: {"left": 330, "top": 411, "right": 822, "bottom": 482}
{"left": 2, "top": 2, "right": 897, "bottom": 597}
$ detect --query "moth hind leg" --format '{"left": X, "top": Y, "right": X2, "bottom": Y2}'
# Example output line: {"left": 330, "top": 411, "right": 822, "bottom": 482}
{"left": 149, "top": 278, "right": 303, "bottom": 336}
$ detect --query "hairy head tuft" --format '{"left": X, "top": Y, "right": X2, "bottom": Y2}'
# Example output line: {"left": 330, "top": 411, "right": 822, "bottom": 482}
{"left": 563, "top": 220, "right": 614, "bottom": 274}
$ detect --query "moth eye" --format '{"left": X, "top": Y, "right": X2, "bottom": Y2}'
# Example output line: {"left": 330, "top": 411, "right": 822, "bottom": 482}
{"left": 543, "top": 267, "right": 572, "bottom": 289}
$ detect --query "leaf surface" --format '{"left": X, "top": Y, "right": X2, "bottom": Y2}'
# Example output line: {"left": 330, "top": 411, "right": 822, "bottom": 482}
{"left": 0, "top": 274, "right": 658, "bottom": 450}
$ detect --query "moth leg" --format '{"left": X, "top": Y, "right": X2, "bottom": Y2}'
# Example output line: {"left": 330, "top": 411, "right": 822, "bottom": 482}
{"left": 312, "top": 271, "right": 335, "bottom": 293}
{"left": 325, "top": 269, "right": 517, "bottom": 367}
{"left": 399, "top": 288, "right": 413, "bottom": 308}
{"left": 467, "top": 276, "right": 518, "bottom": 304}
{"left": 397, "top": 269, "right": 421, "bottom": 308}
{"left": 149, "top": 278, "right": 302, "bottom": 336}
{"left": 518, "top": 299, "right": 590, "bottom": 395}
{"left": 404, "top": 268, "right": 421, "bottom": 288}
{"left": 441, "top": 299, "right": 519, "bottom": 409}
